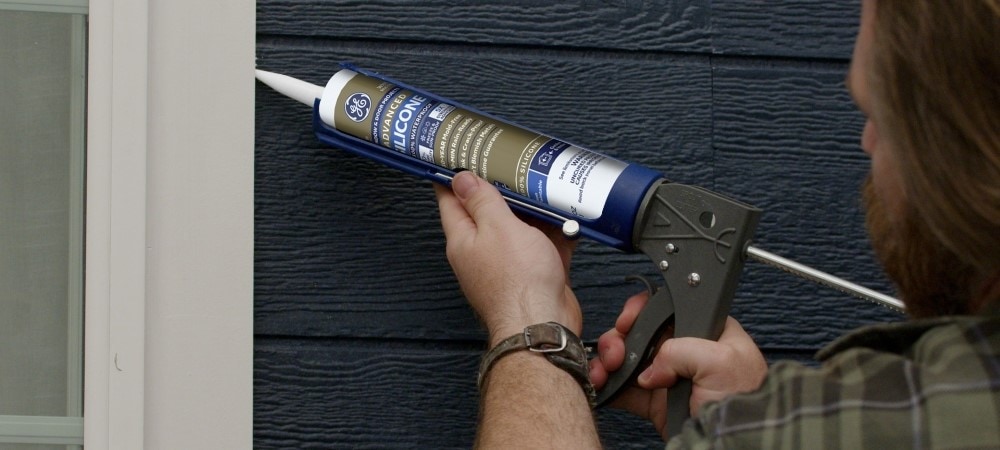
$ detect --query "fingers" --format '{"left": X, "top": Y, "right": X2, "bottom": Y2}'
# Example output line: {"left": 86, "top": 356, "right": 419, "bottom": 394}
{"left": 435, "top": 172, "right": 584, "bottom": 338}
{"left": 435, "top": 171, "right": 507, "bottom": 237}
{"left": 589, "top": 343, "right": 618, "bottom": 388}
{"left": 448, "top": 171, "right": 512, "bottom": 231}
{"left": 636, "top": 337, "right": 708, "bottom": 388}
{"left": 434, "top": 183, "right": 474, "bottom": 240}
{"left": 588, "top": 359, "right": 669, "bottom": 437}
{"left": 638, "top": 317, "right": 766, "bottom": 392}
{"left": 594, "top": 290, "right": 654, "bottom": 381}
{"left": 606, "top": 384, "right": 668, "bottom": 431}
{"left": 590, "top": 290, "right": 650, "bottom": 384}
{"left": 615, "top": 290, "right": 650, "bottom": 335}
{"left": 593, "top": 314, "right": 766, "bottom": 436}
{"left": 437, "top": 172, "right": 579, "bottom": 280}
{"left": 435, "top": 172, "right": 519, "bottom": 258}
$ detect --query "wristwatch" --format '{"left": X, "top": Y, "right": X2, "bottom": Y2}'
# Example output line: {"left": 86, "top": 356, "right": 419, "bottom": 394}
{"left": 477, "top": 322, "right": 596, "bottom": 408}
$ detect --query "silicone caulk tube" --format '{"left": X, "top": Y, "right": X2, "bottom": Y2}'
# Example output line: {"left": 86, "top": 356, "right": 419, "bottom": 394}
{"left": 312, "top": 66, "right": 664, "bottom": 252}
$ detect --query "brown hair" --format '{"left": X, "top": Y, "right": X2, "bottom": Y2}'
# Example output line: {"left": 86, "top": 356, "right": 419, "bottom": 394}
{"left": 869, "top": 0, "right": 1000, "bottom": 306}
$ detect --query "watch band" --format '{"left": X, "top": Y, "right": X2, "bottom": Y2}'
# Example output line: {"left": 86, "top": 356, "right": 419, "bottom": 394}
{"left": 477, "top": 322, "right": 596, "bottom": 408}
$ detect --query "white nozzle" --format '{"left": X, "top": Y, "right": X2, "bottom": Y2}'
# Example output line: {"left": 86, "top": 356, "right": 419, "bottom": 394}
{"left": 255, "top": 69, "right": 324, "bottom": 107}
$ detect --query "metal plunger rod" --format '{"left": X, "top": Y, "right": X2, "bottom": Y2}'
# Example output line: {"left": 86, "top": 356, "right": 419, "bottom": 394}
{"left": 746, "top": 245, "right": 905, "bottom": 312}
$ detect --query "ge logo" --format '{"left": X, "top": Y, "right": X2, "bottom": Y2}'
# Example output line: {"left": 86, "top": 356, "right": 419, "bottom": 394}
{"left": 345, "top": 93, "right": 371, "bottom": 122}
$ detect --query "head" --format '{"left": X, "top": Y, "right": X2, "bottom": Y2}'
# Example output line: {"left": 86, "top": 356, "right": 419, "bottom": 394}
{"left": 849, "top": 0, "right": 1000, "bottom": 317}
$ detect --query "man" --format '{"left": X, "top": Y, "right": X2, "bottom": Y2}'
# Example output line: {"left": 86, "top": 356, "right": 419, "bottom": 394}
{"left": 434, "top": 0, "right": 1000, "bottom": 447}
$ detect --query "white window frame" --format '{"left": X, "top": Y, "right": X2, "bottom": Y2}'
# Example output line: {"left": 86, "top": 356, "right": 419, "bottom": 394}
{"left": 86, "top": 0, "right": 254, "bottom": 448}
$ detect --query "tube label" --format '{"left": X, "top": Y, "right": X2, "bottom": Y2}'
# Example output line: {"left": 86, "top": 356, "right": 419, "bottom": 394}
{"left": 329, "top": 72, "right": 627, "bottom": 220}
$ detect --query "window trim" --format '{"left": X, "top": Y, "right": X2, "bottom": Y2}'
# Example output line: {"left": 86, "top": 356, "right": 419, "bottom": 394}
{"left": 0, "top": 415, "right": 83, "bottom": 445}
{"left": 2, "top": 0, "right": 252, "bottom": 446}
{"left": 85, "top": 0, "right": 254, "bottom": 447}
{"left": 0, "top": 0, "right": 86, "bottom": 14}
{"left": 67, "top": 7, "right": 86, "bottom": 426}
{"left": 85, "top": 0, "right": 149, "bottom": 446}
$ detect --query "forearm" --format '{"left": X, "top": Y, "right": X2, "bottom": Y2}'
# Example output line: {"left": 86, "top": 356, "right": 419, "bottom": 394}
{"left": 476, "top": 350, "right": 601, "bottom": 449}
{"left": 434, "top": 175, "right": 596, "bottom": 446}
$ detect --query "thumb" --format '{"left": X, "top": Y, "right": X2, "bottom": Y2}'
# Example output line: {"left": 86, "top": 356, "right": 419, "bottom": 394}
{"left": 451, "top": 171, "right": 511, "bottom": 226}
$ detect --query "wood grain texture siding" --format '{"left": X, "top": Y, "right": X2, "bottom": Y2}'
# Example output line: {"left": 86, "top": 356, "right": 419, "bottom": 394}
{"left": 712, "top": 0, "right": 859, "bottom": 59}
{"left": 254, "top": 341, "right": 481, "bottom": 448}
{"left": 256, "top": 340, "right": 674, "bottom": 448}
{"left": 257, "top": 0, "right": 859, "bottom": 59}
{"left": 256, "top": 0, "right": 711, "bottom": 53}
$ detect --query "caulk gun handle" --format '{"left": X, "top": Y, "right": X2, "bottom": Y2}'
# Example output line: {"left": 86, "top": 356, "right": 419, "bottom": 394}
{"left": 598, "top": 181, "right": 761, "bottom": 438}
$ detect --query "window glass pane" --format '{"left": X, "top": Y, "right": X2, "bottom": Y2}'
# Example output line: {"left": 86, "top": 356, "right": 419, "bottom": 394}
{"left": 0, "top": 8, "right": 84, "bottom": 422}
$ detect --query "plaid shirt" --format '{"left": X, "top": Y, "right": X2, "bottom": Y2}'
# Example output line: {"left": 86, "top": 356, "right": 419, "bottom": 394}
{"left": 671, "top": 308, "right": 1000, "bottom": 449}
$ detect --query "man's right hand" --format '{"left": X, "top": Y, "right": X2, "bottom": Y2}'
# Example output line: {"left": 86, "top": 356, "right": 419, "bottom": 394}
{"left": 589, "top": 291, "right": 769, "bottom": 441}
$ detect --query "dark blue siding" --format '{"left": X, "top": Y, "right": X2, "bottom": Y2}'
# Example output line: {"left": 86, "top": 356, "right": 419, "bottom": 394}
{"left": 255, "top": 1, "right": 903, "bottom": 447}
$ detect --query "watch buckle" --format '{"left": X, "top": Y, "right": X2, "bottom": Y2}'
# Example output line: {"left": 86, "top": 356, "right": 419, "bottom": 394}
{"left": 525, "top": 322, "right": 568, "bottom": 353}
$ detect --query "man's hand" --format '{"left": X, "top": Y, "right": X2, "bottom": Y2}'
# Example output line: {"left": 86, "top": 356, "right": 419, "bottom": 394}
{"left": 435, "top": 171, "right": 599, "bottom": 448}
{"left": 590, "top": 291, "right": 768, "bottom": 440}
{"left": 434, "top": 171, "right": 582, "bottom": 345}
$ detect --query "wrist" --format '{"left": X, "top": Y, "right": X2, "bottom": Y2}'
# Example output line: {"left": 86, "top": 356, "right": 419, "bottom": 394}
{"left": 487, "top": 318, "right": 579, "bottom": 347}
{"left": 478, "top": 322, "right": 596, "bottom": 408}
{"left": 482, "top": 304, "right": 581, "bottom": 348}
{"left": 487, "top": 323, "right": 533, "bottom": 347}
